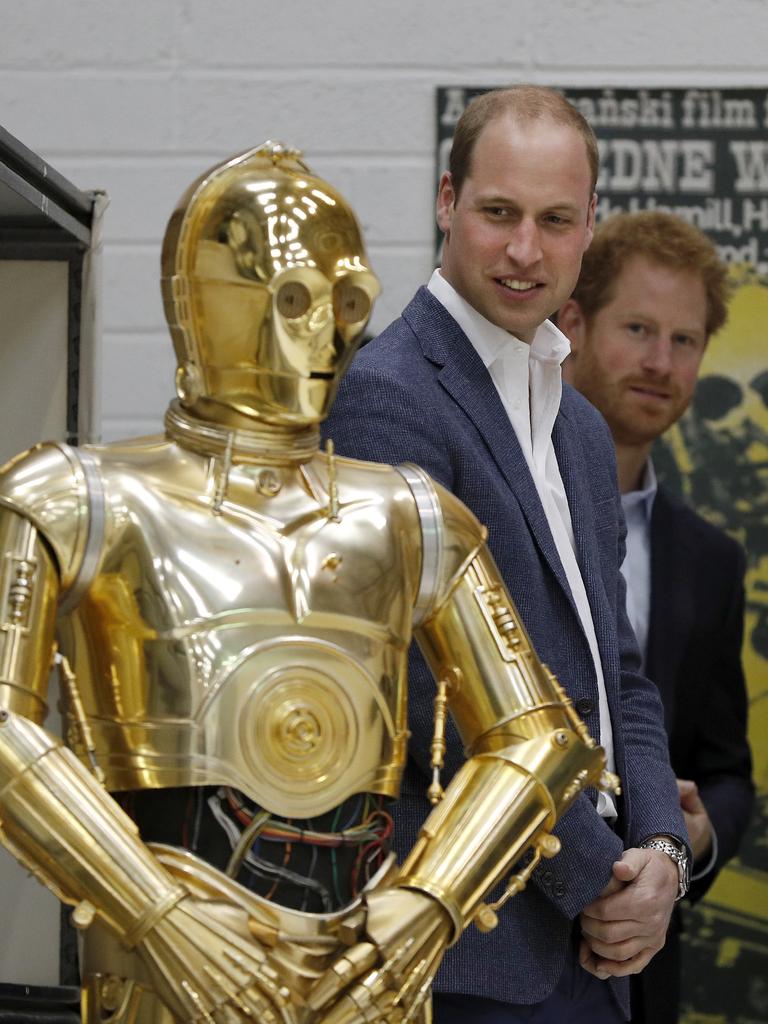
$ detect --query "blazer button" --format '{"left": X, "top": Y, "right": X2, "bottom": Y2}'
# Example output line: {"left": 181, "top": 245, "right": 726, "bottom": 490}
{"left": 575, "top": 698, "right": 593, "bottom": 716}
{"left": 554, "top": 880, "right": 566, "bottom": 897}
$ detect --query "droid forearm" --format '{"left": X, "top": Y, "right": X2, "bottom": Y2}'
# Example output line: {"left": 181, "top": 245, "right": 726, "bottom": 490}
{"left": 0, "top": 708, "right": 183, "bottom": 944}
{"left": 397, "top": 729, "right": 602, "bottom": 941}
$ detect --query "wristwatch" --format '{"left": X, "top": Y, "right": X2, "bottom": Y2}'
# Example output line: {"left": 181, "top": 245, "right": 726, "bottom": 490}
{"left": 640, "top": 836, "right": 690, "bottom": 901}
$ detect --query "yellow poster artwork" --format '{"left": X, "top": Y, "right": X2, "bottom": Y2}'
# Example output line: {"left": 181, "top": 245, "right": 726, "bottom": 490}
{"left": 658, "top": 275, "right": 768, "bottom": 1023}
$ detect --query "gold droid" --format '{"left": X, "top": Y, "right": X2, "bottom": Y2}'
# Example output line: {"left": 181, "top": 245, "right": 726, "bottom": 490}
{"left": 0, "top": 143, "right": 617, "bottom": 1023}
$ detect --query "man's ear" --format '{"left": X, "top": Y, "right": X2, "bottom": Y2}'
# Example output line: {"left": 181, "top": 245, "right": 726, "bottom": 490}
{"left": 436, "top": 171, "right": 456, "bottom": 236}
{"left": 557, "top": 298, "right": 587, "bottom": 353}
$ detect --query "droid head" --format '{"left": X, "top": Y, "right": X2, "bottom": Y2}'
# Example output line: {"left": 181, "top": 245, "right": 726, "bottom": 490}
{"left": 161, "top": 142, "right": 380, "bottom": 428}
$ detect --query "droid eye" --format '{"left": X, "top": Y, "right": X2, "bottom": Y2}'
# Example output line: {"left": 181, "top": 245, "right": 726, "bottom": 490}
{"left": 276, "top": 281, "right": 312, "bottom": 319}
{"left": 333, "top": 282, "right": 371, "bottom": 325}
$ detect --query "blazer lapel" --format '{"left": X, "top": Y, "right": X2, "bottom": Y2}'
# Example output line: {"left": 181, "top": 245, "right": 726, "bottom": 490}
{"left": 552, "top": 408, "right": 618, "bottom": 686}
{"left": 403, "top": 288, "right": 575, "bottom": 606}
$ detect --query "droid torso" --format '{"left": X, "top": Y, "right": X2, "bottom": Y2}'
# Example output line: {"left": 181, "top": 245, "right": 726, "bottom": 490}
{"left": 0, "top": 435, "right": 424, "bottom": 817}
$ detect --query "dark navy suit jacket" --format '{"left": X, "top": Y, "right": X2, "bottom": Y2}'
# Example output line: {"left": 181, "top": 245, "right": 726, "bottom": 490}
{"left": 632, "top": 487, "right": 754, "bottom": 1023}
{"left": 323, "top": 287, "right": 686, "bottom": 1014}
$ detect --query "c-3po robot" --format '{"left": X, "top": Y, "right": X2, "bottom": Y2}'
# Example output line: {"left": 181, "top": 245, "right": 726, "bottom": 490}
{"left": 0, "top": 143, "right": 617, "bottom": 1024}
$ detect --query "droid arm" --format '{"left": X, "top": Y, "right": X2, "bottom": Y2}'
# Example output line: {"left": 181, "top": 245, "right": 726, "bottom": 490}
{"left": 0, "top": 505, "right": 289, "bottom": 1023}
{"left": 402, "top": 542, "right": 613, "bottom": 940}
{"left": 381, "top": 465, "right": 613, "bottom": 937}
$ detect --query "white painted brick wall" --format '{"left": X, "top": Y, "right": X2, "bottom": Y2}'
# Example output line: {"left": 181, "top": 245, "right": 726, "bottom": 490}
{"left": 2, "top": 0, "right": 768, "bottom": 440}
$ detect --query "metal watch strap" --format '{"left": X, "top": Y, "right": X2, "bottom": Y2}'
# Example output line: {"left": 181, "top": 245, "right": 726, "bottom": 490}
{"left": 640, "top": 837, "right": 690, "bottom": 901}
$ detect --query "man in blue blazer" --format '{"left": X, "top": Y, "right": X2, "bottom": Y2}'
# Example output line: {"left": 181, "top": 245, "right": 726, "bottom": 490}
{"left": 324, "top": 86, "right": 688, "bottom": 1022}
{"left": 560, "top": 210, "right": 754, "bottom": 1023}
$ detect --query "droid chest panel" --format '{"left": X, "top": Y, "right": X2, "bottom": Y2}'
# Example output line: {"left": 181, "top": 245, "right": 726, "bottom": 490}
{"left": 199, "top": 632, "right": 407, "bottom": 816}
{"left": 65, "top": 473, "right": 418, "bottom": 814}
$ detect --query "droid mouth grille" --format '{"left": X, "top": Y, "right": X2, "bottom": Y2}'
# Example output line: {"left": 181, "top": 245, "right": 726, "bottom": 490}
{"left": 309, "top": 371, "right": 335, "bottom": 380}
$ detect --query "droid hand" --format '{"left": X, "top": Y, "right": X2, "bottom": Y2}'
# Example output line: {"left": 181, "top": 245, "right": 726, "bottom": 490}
{"left": 136, "top": 891, "right": 297, "bottom": 1024}
{"left": 307, "top": 886, "right": 452, "bottom": 1023}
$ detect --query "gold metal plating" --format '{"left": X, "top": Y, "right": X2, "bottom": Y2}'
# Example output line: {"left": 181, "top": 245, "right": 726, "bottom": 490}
{"left": 161, "top": 141, "right": 381, "bottom": 431}
{"left": 428, "top": 676, "right": 451, "bottom": 805}
{"left": 0, "top": 144, "right": 614, "bottom": 1023}
{"left": 475, "top": 830, "right": 562, "bottom": 931}
{"left": 0, "top": 439, "right": 426, "bottom": 817}
{"left": 0, "top": 507, "right": 58, "bottom": 723}
{"left": 56, "top": 651, "right": 104, "bottom": 783}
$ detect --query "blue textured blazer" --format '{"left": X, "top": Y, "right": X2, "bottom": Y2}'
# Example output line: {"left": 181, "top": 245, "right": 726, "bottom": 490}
{"left": 323, "top": 287, "right": 686, "bottom": 1013}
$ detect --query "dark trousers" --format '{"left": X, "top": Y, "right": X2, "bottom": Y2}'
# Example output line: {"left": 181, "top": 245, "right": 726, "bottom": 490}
{"left": 432, "top": 950, "right": 626, "bottom": 1024}
{"left": 629, "top": 912, "right": 681, "bottom": 1024}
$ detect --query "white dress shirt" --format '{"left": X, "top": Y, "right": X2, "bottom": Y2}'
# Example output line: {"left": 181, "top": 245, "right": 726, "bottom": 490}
{"left": 428, "top": 270, "right": 617, "bottom": 816}
{"left": 619, "top": 461, "right": 657, "bottom": 674}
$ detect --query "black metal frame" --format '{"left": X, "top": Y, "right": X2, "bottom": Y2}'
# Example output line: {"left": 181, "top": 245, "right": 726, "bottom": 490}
{"left": 0, "top": 126, "right": 94, "bottom": 447}
{"left": 0, "top": 982, "right": 80, "bottom": 1023}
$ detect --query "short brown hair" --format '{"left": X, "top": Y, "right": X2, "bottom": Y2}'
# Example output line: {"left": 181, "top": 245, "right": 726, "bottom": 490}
{"left": 572, "top": 210, "right": 729, "bottom": 338}
{"left": 448, "top": 85, "right": 600, "bottom": 198}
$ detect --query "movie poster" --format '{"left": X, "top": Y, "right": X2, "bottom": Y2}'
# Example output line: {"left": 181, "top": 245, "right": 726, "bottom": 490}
{"left": 437, "top": 86, "right": 768, "bottom": 1024}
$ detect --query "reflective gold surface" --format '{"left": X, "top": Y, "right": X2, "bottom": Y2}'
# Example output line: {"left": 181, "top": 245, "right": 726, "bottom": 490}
{"left": 162, "top": 141, "right": 380, "bottom": 429}
{"left": 0, "top": 439, "right": 423, "bottom": 818}
{"left": 0, "top": 145, "right": 614, "bottom": 1023}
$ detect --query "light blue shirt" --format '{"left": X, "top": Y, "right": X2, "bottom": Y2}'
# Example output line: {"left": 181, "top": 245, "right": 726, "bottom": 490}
{"left": 619, "top": 461, "right": 657, "bottom": 672}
